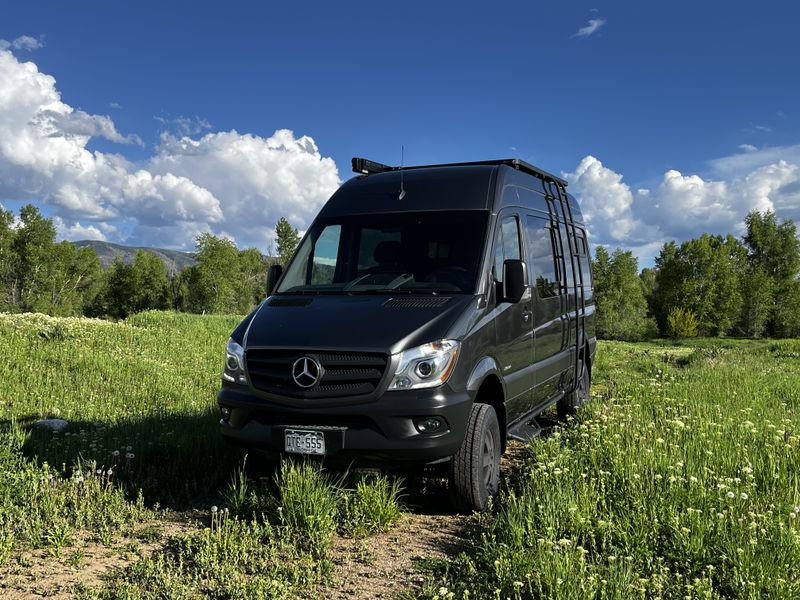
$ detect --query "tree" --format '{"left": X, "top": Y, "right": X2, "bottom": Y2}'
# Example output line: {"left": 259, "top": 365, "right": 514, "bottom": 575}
{"left": 652, "top": 234, "right": 745, "bottom": 336}
{"left": 185, "top": 234, "right": 246, "bottom": 314}
{"left": 91, "top": 250, "right": 168, "bottom": 318}
{"left": 0, "top": 208, "right": 15, "bottom": 308}
{"left": 275, "top": 217, "right": 300, "bottom": 266}
{"left": 592, "top": 247, "right": 655, "bottom": 341}
{"left": 743, "top": 211, "right": 800, "bottom": 337}
{"left": 740, "top": 265, "right": 774, "bottom": 337}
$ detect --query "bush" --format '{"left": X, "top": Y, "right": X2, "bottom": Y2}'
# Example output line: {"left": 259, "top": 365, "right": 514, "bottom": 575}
{"left": 666, "top": 306, "right": 699, "bottom": 338}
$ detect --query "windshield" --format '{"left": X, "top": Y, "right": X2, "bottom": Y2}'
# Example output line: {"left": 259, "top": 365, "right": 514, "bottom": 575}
{"left": 276, "top": 211, "right": 489, "bottom": 295}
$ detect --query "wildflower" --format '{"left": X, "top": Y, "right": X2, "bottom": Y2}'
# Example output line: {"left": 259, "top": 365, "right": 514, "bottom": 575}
{"left": 791, "top": 512, "right": 797, "bottom": 519}
{"left": 126, "top": 445, "right": 132, "bottom": 451}
{"left": 125, "top": 452, "right": 135, "bottom": 459}
{"left": 112, "top": 450, "right": 120, "bottom": 457}
{"left": 211, "top": 505, "right": 218, "bottom": 513}
{"left": 107, "top": 469, "right": 113, "bottom": 476}
{"left": 727, "top": 491, "right": 735, "bottom": 499}
{"left": 741, "top": 492, "right": 749, "bottom": 500}
{"left": 794, "top": 505, "right": 799, "bottom": 513}
{"left": 438, "top": 587, "right": 449, "bottom": 596}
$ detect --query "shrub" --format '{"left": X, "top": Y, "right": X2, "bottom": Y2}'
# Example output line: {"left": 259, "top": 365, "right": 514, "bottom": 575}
{"left": 666, "top": 306, "right": 699, "bottom": 338}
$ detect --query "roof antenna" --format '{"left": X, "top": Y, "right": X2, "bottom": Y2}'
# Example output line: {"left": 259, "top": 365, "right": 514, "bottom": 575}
{"left": 398, "top": 145, "right": 406, "bottom": 200}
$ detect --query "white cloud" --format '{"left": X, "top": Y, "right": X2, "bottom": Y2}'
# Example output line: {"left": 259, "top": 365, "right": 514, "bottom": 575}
{"left": 0, "top": 48, "right": 341, "bottom": 250}
{"left": 52, "top": 216, "right": 113, "bottom": 242}
{"left": 754, "top": 125, "right": 772, "bottom": 132}
{"left": 738, "top": 144, "right": 757, "bottom": 153}
{"left": 148, "top": 129, "right": 341, "bottom": 248}
{"left": 708, "top": 144, "right": 800, "bottom": 176}
{"left": 572, "top": 18, "right": 606, "bottom": 38}
{"left": 155, "top": 114, "right": 212, "bottom": 137}
{"left": 563, "top": 156, "right": 658, "bottom": 244}
{"left": 567, "top": 151, "right": 800, "bottom": 265}
{"left": 0, "top": 35, "right": 44, "bottom": 51}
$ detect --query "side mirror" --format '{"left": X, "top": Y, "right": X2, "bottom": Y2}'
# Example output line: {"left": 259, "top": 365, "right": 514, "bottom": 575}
{"left": 501, "top": 259, "right": 526, "bottom": 303}
{"left": 266, "top": 264, "right": 283, "bottom": 297}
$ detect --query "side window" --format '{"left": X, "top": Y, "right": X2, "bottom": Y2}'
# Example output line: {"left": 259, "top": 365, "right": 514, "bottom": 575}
{"left": 493, "top": 216, "right": 521, "bottom": 280}
{"left": 525, "top": 215, "right": 559, "bottom": 298}
{"left": 576, "top": 230, "right": 592, "bottom": 286}
{"left": 559, "top": 222, "right": 575, "bottom": 288}
{"left": 310, "top": 224, "right": 341, "bottom": 284}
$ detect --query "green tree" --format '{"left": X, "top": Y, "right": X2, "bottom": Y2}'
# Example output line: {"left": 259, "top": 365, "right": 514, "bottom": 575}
{"left": 592, "top": 247, "right": 655, "bottom": 341}
{"left": 0, "top": 208, "right": 15, "bottom": 308}
{"left": 653, "top": 234, "right": 745, "bottom": 336}
{"left": 97, "top": 250, "right": 169, "bottom": 318}
{"left": 275, "top": 217, "right": 300, "bottom": 266}
{"left": 739, "top": 265, "right": 774, "bottom": 338}
{"left": 185, "top": 234, "right": 247, "bottom": 314}
{"left": 743, "top": 211, "right": 800, "bottom": 337}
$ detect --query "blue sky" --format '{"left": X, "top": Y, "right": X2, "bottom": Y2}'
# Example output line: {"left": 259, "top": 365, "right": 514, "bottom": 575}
{"left": 2, "top": 1, "right": 799, "bottom": 266}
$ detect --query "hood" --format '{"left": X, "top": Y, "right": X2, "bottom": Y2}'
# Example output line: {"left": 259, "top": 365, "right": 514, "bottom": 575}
{"left": 243, "top": 294, "right": 475, "bottom": 355}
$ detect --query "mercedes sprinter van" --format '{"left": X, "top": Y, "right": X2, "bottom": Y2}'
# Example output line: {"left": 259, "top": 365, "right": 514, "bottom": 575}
{"left": 218, "top": 157, "right": 596, "bottom": 511}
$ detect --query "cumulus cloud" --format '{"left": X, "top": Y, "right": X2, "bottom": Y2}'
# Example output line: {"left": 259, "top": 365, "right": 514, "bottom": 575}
{"left": 572, "top": 18, "right": 606, "bottom": 38}
{"left": 566, "top": 151, "right": 800, "bottom": 265}
{"left": 563, "top": 156, "right": 658, "bottom": 244}
{"left": 0, "top": 35, "right": 44, "bottom": 51}
{"left": 147, "top": 129, "right": 340, "bottom": 248}
{"left": 52, "top": 216, "right": 114, "bottom": 242}
{"left": 0, "top": 48, "right": 341, "bottom": 250}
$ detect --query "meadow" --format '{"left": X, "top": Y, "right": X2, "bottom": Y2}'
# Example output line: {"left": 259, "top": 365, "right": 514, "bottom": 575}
{"left": 1, "top": 311, "right": 799, "bottom": 598}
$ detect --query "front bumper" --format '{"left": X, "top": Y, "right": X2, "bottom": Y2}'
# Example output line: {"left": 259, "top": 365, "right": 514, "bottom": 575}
{"left": 217, "top": 382, "right": 474, "bottom": 467}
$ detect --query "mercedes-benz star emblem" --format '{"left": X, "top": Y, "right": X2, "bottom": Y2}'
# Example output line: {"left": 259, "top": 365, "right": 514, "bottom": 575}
{"left": 291, "top": 356, "right": 322, "bottom": 388}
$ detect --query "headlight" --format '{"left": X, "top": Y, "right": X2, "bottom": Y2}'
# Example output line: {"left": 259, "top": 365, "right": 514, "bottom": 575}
{"left": 222, "top": 338, "right": 247, "bottom": 385}
{"left": 388, "top": 340, "right": 460, "bottom": 391}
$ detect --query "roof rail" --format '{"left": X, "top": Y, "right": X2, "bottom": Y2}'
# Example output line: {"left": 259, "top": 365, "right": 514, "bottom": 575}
{"left": 351, "top": 156, "right": 567, "bottom": 187}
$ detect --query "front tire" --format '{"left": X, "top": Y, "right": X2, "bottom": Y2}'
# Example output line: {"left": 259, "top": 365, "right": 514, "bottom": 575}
{"left": 449, "top": 403, "right": 501, "bottom": 513}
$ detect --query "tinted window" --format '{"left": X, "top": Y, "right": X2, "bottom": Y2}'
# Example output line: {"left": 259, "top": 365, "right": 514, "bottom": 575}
{"left": 277, "top": 211, "right": 488, "bottom": 294}
{"left": 311, "top": 225, "right": 341, "bottom": 284}
{"left": 577, "top": 230, "right": 592, "bottom": 286}
{"left": 494, "top": 216, "right": 521, "bottom": 280}
{"left": 559, "top": 222, "right": 575, "bottom": 288}
{"left": 525, "top": 215, "right": 559, "bottom": 297}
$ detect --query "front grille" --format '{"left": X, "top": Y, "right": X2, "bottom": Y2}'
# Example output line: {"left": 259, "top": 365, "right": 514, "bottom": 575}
{"left": 246, "top": 349, "right": 388, "bottom": 399}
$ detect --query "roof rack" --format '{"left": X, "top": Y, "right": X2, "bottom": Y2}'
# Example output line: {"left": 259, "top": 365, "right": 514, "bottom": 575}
{"left": 351, "top": 156, "right": 567, "bottom": 187}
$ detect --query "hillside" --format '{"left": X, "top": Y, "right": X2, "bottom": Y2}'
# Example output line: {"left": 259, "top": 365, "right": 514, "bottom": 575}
{"left": 72, "top": 239, "right": 196, "bottom": 274}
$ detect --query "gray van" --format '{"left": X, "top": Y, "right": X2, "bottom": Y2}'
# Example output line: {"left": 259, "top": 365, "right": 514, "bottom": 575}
{"left": 218, "top": 158, "right": 596, "bottom": 511}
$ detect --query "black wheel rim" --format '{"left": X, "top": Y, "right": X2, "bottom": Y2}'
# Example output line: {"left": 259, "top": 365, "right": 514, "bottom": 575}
{"left": 482, "top": 429, "right": 496, "bottom": 488}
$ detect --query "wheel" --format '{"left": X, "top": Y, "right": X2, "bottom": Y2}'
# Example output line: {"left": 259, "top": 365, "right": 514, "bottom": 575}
{"left": 557, "top": 359, "right": 590, "bottom": 420}
{"left": 449, "top": 403, "right": 501, "bottom": 513}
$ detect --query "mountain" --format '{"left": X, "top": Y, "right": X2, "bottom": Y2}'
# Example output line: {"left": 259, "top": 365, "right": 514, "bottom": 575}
{"left": 72, "top": 240, "right": 196, "bottom": 274}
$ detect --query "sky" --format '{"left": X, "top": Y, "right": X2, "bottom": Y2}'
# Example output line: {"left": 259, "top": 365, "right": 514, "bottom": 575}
{"left": 1, "top": 1, "right": 799, "bottom": 266}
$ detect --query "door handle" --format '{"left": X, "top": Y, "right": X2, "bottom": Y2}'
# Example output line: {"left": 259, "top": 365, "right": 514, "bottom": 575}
{"left": 522, "top": 305, "right": 532, "bottom": 323}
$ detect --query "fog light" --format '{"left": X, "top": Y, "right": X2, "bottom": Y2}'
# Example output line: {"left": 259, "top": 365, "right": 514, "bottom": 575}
{"left": 226, "top": 356, "right": 239, "bottom": 371}
{"left": 220, "top": 407, "right": 231, "bottom": 421}
{"left": 415, "top": 416, "right": 445, "bottom": 434}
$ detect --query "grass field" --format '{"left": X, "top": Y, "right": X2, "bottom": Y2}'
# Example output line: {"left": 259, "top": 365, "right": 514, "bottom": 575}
{"left": 1, "top": 311, "right": 799, "bottom": 598}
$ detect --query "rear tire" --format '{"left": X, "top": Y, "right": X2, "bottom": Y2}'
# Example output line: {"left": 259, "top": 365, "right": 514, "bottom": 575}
{"left": 449, "top": 403, "right": 501, "bottom": 513}
{"left": 557, "top": 359, "right": 590, "bottom": 420}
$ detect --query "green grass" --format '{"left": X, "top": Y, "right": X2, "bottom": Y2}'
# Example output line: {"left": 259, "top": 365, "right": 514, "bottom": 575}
{"left": 421, "top": 339, "right": 800, "bottom": 599}
{"left": 3, "top": 311, "right": 800, "bottom": 598}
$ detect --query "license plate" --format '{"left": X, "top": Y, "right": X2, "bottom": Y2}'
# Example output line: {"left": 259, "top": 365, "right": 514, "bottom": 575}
{"left": 284, "top": 429, "right": 325, "bottom": 455}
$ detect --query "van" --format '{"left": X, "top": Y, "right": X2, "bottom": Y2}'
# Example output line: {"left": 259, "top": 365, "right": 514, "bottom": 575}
{"left": 218, "top": 157, "right": 596, "bottom": 511}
